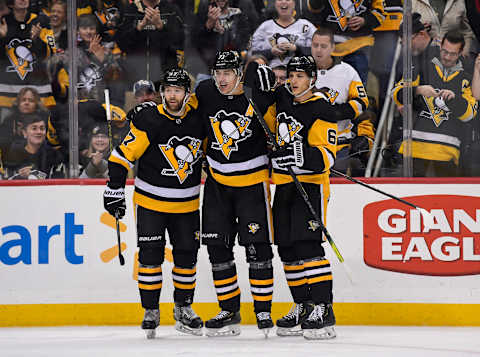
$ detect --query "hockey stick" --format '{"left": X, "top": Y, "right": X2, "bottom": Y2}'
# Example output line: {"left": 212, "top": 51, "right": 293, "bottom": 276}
{"left": 243, "top": 87, "right": 353, "bottom": 283}
{"left": 104, "top": 89, "right": 113, "bottom": 153}
{"left": 115, "top": 211, "right": 125, "bottom": 266}
{"left": 330, "top": 169, "right": 435, "bottom": 229}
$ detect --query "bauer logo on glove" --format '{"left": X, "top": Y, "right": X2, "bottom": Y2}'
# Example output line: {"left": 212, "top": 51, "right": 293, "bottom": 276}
{"left": 271, "top": 141, "right": 304, "bottom": 170}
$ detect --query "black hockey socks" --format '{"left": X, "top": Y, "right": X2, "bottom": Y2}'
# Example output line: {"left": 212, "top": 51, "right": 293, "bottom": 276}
{"left": 172, "top": 265, "right": 197, "bottom": 306}
{"left": 138, "top": 264, "right": 163, "bottom": 309}
{"left": 283, "top": 260, "right": 310, "bottom": 303}
{"left": 249, "top": 260, "right": 273, "bottom": 313}
{"left": 212, "top": 260, "right": 240, "bottom": 312}
{"left": 304, "top": 257, "right": 333, "bottom": 304}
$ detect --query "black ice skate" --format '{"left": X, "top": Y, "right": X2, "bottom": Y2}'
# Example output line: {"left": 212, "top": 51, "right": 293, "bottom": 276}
{"left": 276, "top": 302, "right": 314, "bottom": 336}
{"left": 173, "top": 304, "right": 204, "bottom": 336}
{"left": 302, "top": 303, "right": 336, "bottom": 340}
{"left": 141, "top": 308, "right": 159, "bottom": 339}
{"left": 256, "top": 312, "right": 274, "bottom": 338}
{"left": 205, "top": 310, "right": 241, "bottom": 337}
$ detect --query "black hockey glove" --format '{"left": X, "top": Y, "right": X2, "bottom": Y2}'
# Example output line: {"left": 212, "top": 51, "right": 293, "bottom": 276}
{"left": 103, "top": 183, "right": 126, "bottom": 219}
{"left": 271, "top": 141, "right": 304, "bottom": 169}
{"left": 256, "top": 64, "right": 277, "bottom": 92}
{"left": 244, "top": 62, "right": 276, "bottom": 92}
{"left": 350, "top": 135, "right": 370, "bottom": 165}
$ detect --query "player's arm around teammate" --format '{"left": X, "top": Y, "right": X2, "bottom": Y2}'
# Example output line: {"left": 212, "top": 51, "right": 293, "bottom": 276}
{"left": 253, "top": 56, "right": 338, "bottom": 340}
{"left": 104, "top": 69, "right": 206, "bottom": 339}
{"left": 195, "top": 51, "right": 275, "bottom": 337}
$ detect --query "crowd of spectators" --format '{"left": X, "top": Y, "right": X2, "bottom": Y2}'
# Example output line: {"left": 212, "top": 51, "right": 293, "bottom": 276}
{"left": 0, "top": 0, "right": 479, "bottom": 180}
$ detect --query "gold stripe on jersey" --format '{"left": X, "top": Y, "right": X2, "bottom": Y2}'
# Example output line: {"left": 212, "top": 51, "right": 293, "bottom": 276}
{"left": 273, "top": 170, "right": 332, "bottom": 185}
{"left": 399, "top": 141, "right": 460, "bottom": 165}
{"left": 173, "top": 267, "right": 196, "bottom": 275}
{"left": 357, "top": 119, "right": 375, "bottom": 140}
{"left": 250, "top": 279, "right": 274, "bottom": 285}
{"left": 208, "top": 166, "right": 269, "bottom": 187}
{"left": 459, "top": 86, "right": 477, "bottom": 122}
{"left": 348, "top": 80, "right": 369, "bottom": 119}
{"left": 133, "top": 191, "right": 200, "bottom": 213}
{"left": 304, "top": 259, "right": 332, "bottom": 284}
{"left": 172, "top": 265, "right": 197, "bottom": 290}
{"left": 215, "top": 276, "right": 238, "bottom": 286}
{"left": 139, "top": 266, "right": 162, "bottom": 274}
{"left": 117, "top": 124, "right": 150, "bottom": 162}
{"left": 138, "top": 283, "right": 163, "bottom": 290}
{"left": 217, "top": 289, "right": 241, "bottom": 301}
{"left": 392, "top": 75, "right": 420, "bottom": 107}
{"left": 434, "top": 65, "right": 460, "bottom": 83}
{"left": 332, "top": 36, "right": 375, "bottom": 57}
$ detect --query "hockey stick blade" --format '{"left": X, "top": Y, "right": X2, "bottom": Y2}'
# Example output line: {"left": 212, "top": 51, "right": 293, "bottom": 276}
{"left": 330, "top": 169, "right": 434, "bottom": 230}
{"left": 243, "top": 86, "right": 352, "bottom": 283}
{"left": 115, "top": 212, "right": 125, "bottom": 266}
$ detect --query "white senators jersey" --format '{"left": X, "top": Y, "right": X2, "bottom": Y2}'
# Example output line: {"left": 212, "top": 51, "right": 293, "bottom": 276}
{"left": 315, "top": 60, "right": 370, "bottom": 149}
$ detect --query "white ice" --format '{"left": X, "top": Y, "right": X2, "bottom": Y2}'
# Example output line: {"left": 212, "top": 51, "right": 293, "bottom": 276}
{"left": 1, "top": 325, "right": 480, "bottom": 357}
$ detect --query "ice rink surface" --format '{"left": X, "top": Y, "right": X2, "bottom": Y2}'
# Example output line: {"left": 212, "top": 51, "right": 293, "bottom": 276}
{"left": 1, "top": 325, "right": 480, "bottom": 357}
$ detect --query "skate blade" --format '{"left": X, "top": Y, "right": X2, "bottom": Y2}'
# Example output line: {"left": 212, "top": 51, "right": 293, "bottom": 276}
{"left": 261, "top": 328, "right": 271, "bottom": 338}
{"left": 206, "top": 324, "right": 241, "bottom": 337}
{"left": 276, "top": 326, "right": 303, "bottom": 337}
{"left": 144, "top": 329, "right": 156, "bottom": 339}
{"left": 303, "top": 326, "right": 336, "bottom": 340}
{"left": 175, "top": 322, "right": 203, "bottom": 336}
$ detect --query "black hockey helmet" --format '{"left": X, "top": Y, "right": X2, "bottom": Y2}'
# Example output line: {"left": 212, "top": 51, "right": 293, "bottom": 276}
{"left": 213, "top": 50, "right": 242, "bottom": 71}
{"left": 162, "top": 68, "right": 191, "bottom": 93}
{"left": 286, "top": 55, "right": 317, "bottom": 78}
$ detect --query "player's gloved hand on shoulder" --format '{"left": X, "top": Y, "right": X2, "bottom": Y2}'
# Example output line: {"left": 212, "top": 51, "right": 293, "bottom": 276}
{"left": 103, "top": 182, "right": 126, "bottom": 219}
{"left": 126, "top": 101, "right": 157, "bottom": 121}
{"left": 271, "top": 141, "right": 304, "bottom": 169}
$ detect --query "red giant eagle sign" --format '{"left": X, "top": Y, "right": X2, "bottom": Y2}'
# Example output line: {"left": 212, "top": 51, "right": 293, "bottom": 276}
{"left": 363, "top": 195, "right": 480, "bottom": 276}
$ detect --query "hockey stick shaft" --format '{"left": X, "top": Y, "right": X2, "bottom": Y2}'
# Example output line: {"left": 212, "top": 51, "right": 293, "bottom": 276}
{"left": 330, "top": 169, "right": 422, "bottom": 210}
{"left": 243, "top": 88, "right": 346, "bottom": 264}
{"left": 104, "top": 89, "right": 113, "bottom": 153}
{"left": 115, "top": 211, "right": 125, "bottom": 266}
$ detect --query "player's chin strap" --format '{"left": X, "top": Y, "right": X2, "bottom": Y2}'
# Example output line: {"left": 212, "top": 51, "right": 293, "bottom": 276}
{"left": 213, "top": 69, "right": 243, "bottom": 96}
{"left": 284, "top": 77, "right": 316, "bottom": 98}
{"left": 161, "top": 88, "right": 191, "bottom": 118}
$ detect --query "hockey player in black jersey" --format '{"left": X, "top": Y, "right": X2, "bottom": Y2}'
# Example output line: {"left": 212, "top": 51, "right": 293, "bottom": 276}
{"left": 103, "top": 69, "right": 205, "bottom": 339}
{"left": 196, "top": 50, "right": 274, "bottom": 337}
{"left": 248, "top": 56, "right": 342, "bottom": 340}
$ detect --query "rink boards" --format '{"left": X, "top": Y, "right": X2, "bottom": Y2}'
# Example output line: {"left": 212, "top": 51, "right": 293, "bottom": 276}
{"left": 0, "top": 178, "right": 479, "bottom": 327}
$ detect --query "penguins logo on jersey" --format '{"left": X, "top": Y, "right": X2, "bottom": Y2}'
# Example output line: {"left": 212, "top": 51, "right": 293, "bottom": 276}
{"left": 210, "top": 110, "right": 252, "bottom": 159}
{"left": 78, "top": 64, "right": 103, "bottom": 92}
{"left": 317, "top": 87, "right": 339, "bottom": 104}
{"left": 269, "top": 34, "right": 299, "bottom": 60}
{"left": 159, "top": 136, "right": 202, "bottom": 184}
{"left": 276, "top": 112, "right": 303, "bottom": 146}
{"left": 326, "top": 0, "right": 367, "bottom": 31}
{"left": 420, "top": 96, "right": 450, "bottom": 127}
{"left": 6, "top": 39, "right": 34, "bottom": 80}
{"left": 308, "top": 220, "right": 320, "bottom": 232}
{"left": 248, "top": 223, "right": 260, "bottom": 234}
